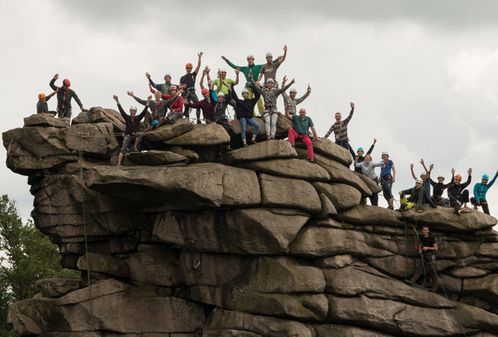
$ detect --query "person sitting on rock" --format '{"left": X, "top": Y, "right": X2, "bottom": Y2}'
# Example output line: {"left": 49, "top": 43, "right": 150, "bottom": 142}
{"left": 471, "top": 171, "right": 498, "bottom": 215}
{"left": 184, "top": 86, "right": 215, "bottom": 124}
{"left": 447, "top": 168, "right": 472, "bottom": 215}
{"left": 49, "top": 73, "right": 84, "bottom": 119}
{"left": 380, "top": 152, "right": 396, "bottom": 210}
{"left": 113, "top": 95, "right": 149, "bottom": 166}
{"left": 145, "top": 72, "right": 176, "bottom": 95}
{"left": 254, "top": 76, "right": 294, "bottom": 140}
{"left": 323, "top": 102, "right": 355, "bottom": 154}
{"left": 211, "top": 89, "right": 232, "bottom": 133}
{"left": 429, "top": 168, "right": 454, "bottom": 206}
{"left": 354, "top": 138, "right": 377, "bottom": 174}
{"left": 355, "top": 154, "right": 382, "bottom": 206}
{"left": 128, "top": 89, "right": 183, "bottom": 127}
{"left": 407, "top": 225, "right": 439, "bottom": 291}
{"left": 281, "top": 79, "right": 311, "bottom": 118}
{"left": 230, "top": 83, "right": 261, "bottom": 146}
{"left": 400, "top": 179, "right": 436, "bottom": 212}
{"left": 257, "top": 45, "right": 288, "bottom": 84}
{"left": 410, "top": 159, "right": 433, "bottom": 199}
{"left": 180, "top": 52, "right": 203, "bottom": 122}
{"left": 36, "top": 92, "right": 56, "bottom": 115}
{"left": 149, "top": 85, "right": 184, "bottom": 117}
{"left": 288, "top": 108, "right": 320, "bottom": 162}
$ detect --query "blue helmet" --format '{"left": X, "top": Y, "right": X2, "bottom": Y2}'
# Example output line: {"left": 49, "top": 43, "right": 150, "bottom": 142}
{"left": 357, "top": 147, "right": 364, "bottom": 152}
{"left": 482, "top": 174, "right": 489, "bottom": 180}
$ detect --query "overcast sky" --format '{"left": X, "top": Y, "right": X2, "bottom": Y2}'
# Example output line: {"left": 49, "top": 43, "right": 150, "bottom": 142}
{"left": 1, "top": 0, "right": 497, "bottom": 221}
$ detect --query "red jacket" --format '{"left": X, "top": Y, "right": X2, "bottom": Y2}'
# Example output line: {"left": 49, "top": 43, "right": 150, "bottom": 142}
{"left": 160, "top": 94, "right": 183, "bottom": 113}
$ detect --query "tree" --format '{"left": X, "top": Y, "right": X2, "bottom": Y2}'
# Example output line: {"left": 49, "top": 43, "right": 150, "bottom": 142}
{"left": 0, "top": 195, "right": 75, "bottom": 336}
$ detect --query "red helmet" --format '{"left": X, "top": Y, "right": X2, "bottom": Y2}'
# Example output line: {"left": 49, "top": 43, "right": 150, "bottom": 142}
{"left": 63, "top": 79, "right": 71, "bottom": 87}
{"left": 185, "top": 63, "right": 193, "bottom": 69}
{"left": 170, "top": 85, "right": 177, "bottom": 91}
{"left": 201, "top": 88, "right": 209, "bottom": 95}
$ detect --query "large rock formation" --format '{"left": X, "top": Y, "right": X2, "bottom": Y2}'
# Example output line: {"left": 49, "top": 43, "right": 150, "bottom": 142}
{"left": 3, "top": 113, "right": 498, "bottom": 337}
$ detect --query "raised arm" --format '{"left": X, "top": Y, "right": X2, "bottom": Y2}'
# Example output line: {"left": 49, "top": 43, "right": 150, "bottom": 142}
{"left": 279, "top": 45, "right": 288, "bottom": 63}
{"left": 278, "top": 77, "right": 294, "bottom": 94}
{"left": 127, "top": 90, "right": 147, "bottom": 106}
{"left": 344, "top": 102, "right": 355, "bottom": 123}
{"left": 296, "top": 85, "right": 311, "bottom": 104}
{"left": 195, "top": 52, "right": 203, "bottom": 75}
{"left": 462, "top": 168, "right": 472, "bottom": 188}
{"left": 145, "top": 72, "right": 158, "bottom": 89}
{"left": 489, "top": 171, "right": 498, "bottom": 188}
{"left": 137, "top": 99, "right": 149, "bottom": 120}
{"left": 46, "top": 91, "right": 57, "bottom": 101}
{"left": 49, "top": 74, "right": 59, "bottom": 91}
{"left": 234, "top": 68, "right": 240, "bottom": 86}
{"left": 366, "top": 138, "right": 377, "bottom": 155}
{"left": 221, "top": 56, "right": 238, "bottom": 70}
{"left": 420, "top": 159, "right": 431, "bottom": 176}
{"left": 113, "top": 95, "right": 127, "bottom": 118}
{"left": 410, "top": 163, "right": 417, "bottom": 180}
{"left": 230, "top": 84, "right": 240, "bottom": 103}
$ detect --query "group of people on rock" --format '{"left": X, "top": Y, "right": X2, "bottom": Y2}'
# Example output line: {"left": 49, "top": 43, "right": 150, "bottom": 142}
{"left": 35, "top": 47, "right": 497, "bottom": 215}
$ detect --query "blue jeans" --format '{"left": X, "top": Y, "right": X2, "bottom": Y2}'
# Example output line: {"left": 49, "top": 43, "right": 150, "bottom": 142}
{"left": 240, "top": 117, "right": 260, "bottom": 141}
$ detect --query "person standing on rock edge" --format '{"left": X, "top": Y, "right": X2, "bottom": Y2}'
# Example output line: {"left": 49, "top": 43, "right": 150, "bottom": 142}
{"left": 49, "top": 74, "right": 84, "bottom": 119}
{"left": 447, "top": 168, "right": 472, "bottom": 215}
{"left": 471, "top": 171, "right": 498, "bottom": 215}
{"left": 146, "top": 72, "right": 176, "bottom": 95}
{"left": 254, "top": 76, "right": 294, "bottom": 140}
{"left": 281, "top": 79, "right": 311, "bottom": 118}
{"left": 288, "top": 108, "right": 320, "bottom": 162}
{"left": 355, "top": 154, "right": 382, "bottom": 206}
{"left": 36, "top": 92, "right": 56, "bottom": 115}
{"left": 354, "top": 138, "right": 377, "bottom": 174}
{"left": 323, "top": 102, "right": 355, "bottom": 158}
{"left": 113, "top": 95, "right": 149, "bottom": 166}
{"left": 230, "top": 83, "right": 261, "bottom": 146}
{"left": 257, "top": 45, "right": 288, "bottom": 84}
{"left": 180, "top": 52, "right": 203, "bottom": 123}
{"left": 408, "top": 225, "right": 439, "bottom": 291}
{"left": 380, "top": 152, "right": 396, "bottom": 210}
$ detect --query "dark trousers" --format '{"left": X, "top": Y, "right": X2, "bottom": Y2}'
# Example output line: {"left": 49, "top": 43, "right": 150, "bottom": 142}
{"left": 183, "top": 89, "right": 200, "bottom": 121}
{"left": 450, "top": 190, "right": 469, "bottom": 213}
{"left": 369, "top": 193, "right": 379, "bottom": 206}
{"left": 335, "top": 139, "right": 355, "bottom": 158}
{"left": 410, "top": 253, "right": 438, "bottom": 289}
{"left": 57, "top": 107, "right": 72, "bottom": 118}
{"left": 471, "top": 197, "right": 490, "bottom": 215}
{"left": 380, "top": 175, "right": 393, "bottom": 200}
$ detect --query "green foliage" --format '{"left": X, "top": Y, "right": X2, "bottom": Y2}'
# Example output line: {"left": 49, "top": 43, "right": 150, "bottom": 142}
{"left": 0, "top": 195, "right": 76, "bottom": 336}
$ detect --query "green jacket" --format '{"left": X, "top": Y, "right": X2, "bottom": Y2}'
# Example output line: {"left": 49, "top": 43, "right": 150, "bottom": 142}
{"left": 224, "top": 58, "right": 278, "bottom": 88}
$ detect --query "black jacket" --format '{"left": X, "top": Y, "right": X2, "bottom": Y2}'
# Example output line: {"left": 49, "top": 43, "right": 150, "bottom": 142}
{"left": 231, "top": 85, "right": 261, "bottom": 119}
{"left": 447, "top": 175, "right": 471, "bottom": 201}
{"left": 117, "top": 103, "right": 148, "bottom": 135}
{"left": 49, "top": 79, "right": 83, "bottom": 112}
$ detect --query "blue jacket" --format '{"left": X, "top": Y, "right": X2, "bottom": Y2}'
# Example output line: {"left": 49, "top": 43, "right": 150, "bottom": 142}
{"left": 473, "top": 172, "right": 498, "bottom": 202}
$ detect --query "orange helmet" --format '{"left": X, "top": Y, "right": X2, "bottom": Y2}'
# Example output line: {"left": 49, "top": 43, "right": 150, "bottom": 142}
{"left": 38, "top": 93, "right": 46, "bottom": 100}
{"left": 185, "top": 63, "right": 193, "bottom": 69}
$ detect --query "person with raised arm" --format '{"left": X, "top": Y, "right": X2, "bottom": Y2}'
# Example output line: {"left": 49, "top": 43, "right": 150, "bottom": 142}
{"left": 113, "top": 95, "right": 149, "bottom": 166}
{"left": 253, "top": 76, "right": 294, "bottom": 140}
{"left": 127, "top": 89, "right": 183, "bottom": 126}
{"left": 36, "top": 92, "right": 56, "bottom": 115}
{"left": 257, "top": 45, "right": 288, "bottom": 84}
{"left": 354, "top": 138, "right": 377, "bottom": 174}
{"left": 180, "top": 52, "right": 203, "bottom": 122}
{"left": 281, "top": 78, "right": 311, "bottom": 118}
{"left": 49, "top": 73, "right": 84, "bottom": 118}
{"left": 145, "top": 72, "right": 176, "bottom": 95}
{"left": 287, "top": 108, "right": 320, "bottom": 162}
{"left": 471, "top": 170, "right": 498, "bottom": 215}
{"left": 230, "top": 82, "right": 261, "bottom": 146}
{"left": 429, "top": 168, "right": 454, "bottom": 206}
{"left": 447, "top": 168, "right": 472, "bottom": 215}
{"left": 323, "top": 102, "right": 355, "bottom": 154}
